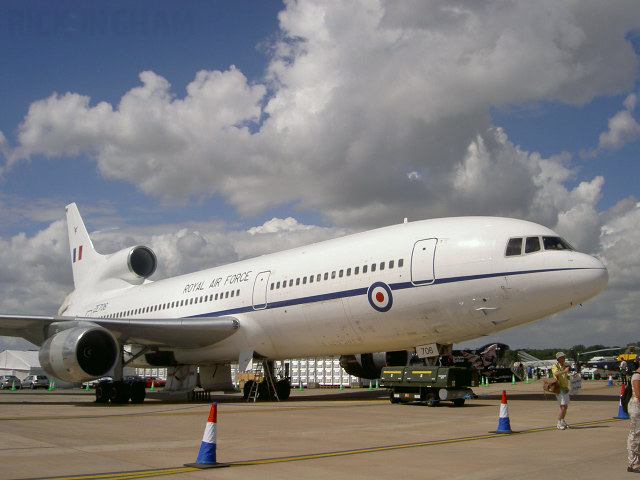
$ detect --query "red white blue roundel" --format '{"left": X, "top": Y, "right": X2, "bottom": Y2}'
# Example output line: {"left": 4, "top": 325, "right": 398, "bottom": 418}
{"left": 367, "top": 282, "right": 393, "bottom": 312}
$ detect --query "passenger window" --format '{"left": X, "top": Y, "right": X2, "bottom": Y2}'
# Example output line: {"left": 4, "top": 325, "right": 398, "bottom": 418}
{"left": 371, "top": 264, "right": 376, "bottom": 272}
{"left": 215, "top": 293, "right": 219, "bottom": 300}
{"left": 398, "top": 259, "right": 404, "bottom": 267}
{"left": 355, "top": 266, "right": 359, "bottom": 275}
{"left": 363, "top": 265, "right": 368, "bottom": 274}
{"left": 225, "top": 291, "right": 229, "bottom": 298}
{"left": 389, "top": 260, "right": 394, "bottom": 269}
{"left": 317, "top": 274, "right": 321, "bottom": 282}
{"left": 270, "top": 283, "right": 274, "bottom": 290}
{"left": 303, "top": 277, "right": 307, "bottom": 284}
{"left": 331, "top": 271, "right": 336, "bottom": 279}
{"left": 231, "top": 290, "right": 235, "bottom": 297}
{"left": 347, "top": 268, "right": 351, "bottom": 276}
{"left": 324, "top": 273, "right": 329, "bottom": 280}
{"left": 506, "top": 238, "right": 523, "bottom": 256}
{"left": 309, "top": 275, "right": 314, "bottom": 283}
{"left": 289, "top": 279, "right": 294, "bottom": 287}
{"left": 380, "top": 262, "right": 385, "bottom": 270}
{"left": 339, "top": 269, "right": 344, "bottom": 278}
{"left": 525, "top": 236, "right": 541, "bottom": 254}
{"left": 296, "top": 278, "right": 300, "bottom": 286}
{"left": 276, "top": 282, "right": 281, "bottom": 289}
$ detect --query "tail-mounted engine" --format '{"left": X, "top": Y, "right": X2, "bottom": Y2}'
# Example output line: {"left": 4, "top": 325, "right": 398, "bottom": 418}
{"left": 98, "top": 245, "right": 157, "bottom": 285}
{"left": 39, "top": 323, "right": 119, "bottom": 382}
{"left": 340, "top": 351, "right": 409, "bottom": 379}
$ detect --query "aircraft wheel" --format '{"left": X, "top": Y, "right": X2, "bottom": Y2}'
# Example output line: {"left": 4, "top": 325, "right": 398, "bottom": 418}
{"left": 130, "top": 382, "right": 146, "bottom": 404}
{"left": 243, "top": 380, "right": 254, "bottom": 400}
{"left": 109, "top": 382, "right": 131, "bottom": 404}
{"left": 258, "top": 380, "right": 271, "bottom": 399}
{"left": 95, "top": 382, "right": 110, "bottom": 403}
{"left": 276, "top": 380, "right": 291, "bottom": 400}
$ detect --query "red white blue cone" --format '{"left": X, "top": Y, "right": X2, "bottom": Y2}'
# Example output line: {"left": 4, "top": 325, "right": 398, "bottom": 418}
{"left": 492, "top": 391, "right": 515, "bottom": 433}
{"left": 185, "top": 403, "right": 229, "bottom": 468}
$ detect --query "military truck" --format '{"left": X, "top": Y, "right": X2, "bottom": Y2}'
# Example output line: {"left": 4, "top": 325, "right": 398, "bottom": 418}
{"left": 380, "top": 366, "right": 478, "bottom": 406}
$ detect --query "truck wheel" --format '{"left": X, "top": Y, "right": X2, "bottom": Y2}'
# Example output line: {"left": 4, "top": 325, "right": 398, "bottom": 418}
{"left": 452, "top": 398, "right": 465, "bottom": 407}
{"left": 425, "top": 392, "right": 439, "bottom": 407}
{"left": 389, "top": 391, "right": 399, "bottom": 404}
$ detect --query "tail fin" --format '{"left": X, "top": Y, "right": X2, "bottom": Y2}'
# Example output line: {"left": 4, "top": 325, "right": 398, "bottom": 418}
{"left": 65, "top": 203, "right": 104, "bottom": 289}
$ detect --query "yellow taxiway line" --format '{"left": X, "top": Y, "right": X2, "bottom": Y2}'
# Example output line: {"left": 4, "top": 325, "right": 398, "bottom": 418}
{"left": 23, "top": 417, "right": 624, "bottom": 480}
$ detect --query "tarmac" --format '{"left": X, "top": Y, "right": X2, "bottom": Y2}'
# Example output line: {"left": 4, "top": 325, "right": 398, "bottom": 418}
{"left": 0, "top": 379, "right": 633, "bottom": 480}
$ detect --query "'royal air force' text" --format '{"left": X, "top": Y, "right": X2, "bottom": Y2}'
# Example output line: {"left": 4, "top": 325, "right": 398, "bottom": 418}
{"left": 182, "top": 271, "right": 252, "bottom": 294}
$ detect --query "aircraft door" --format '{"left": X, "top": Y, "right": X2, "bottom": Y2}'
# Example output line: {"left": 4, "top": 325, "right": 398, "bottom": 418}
{"left": 252, "top": 271, "right": 271, "bottom": 310}
{"left": 411, "top": 238, "right": 437, "bottom": 286}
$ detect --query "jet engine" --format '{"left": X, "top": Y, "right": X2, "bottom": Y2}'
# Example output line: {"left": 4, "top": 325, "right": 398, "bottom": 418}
{"left": 97, "top": 245, "right": 157, "bottom": 284}
{"left": 39, "top": 325, "right": 119, "bottom": 382}
{"left": 339, "top": 351, "right": 409, "bottom": 379}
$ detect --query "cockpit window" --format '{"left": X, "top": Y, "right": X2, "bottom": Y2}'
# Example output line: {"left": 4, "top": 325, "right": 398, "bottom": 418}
{"left": 525, "top": 236, "right": 541, "bottom": 254}
{"left": 507, "top": 235, "right": 575, "bottom": 257}
{"left": 543, "top": 236, "right": 574, "bottom": 251}
{"left": 506, "top": 238, "right": 523, "bottom": 256}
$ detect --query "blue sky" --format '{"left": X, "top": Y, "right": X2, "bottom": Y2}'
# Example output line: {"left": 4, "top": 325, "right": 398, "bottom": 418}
{"left": 0, "top": 1, "right": 639, "bottom": 349}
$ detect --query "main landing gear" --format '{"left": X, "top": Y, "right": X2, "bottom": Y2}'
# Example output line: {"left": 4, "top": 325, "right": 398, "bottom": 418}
{"left": 241, "top": 360, "right": 291, "bottom": 401}
{"left": 95, "top": 379, "right": 146, "bottom": 404}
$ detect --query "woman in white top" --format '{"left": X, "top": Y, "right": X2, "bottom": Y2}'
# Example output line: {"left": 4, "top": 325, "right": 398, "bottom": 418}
{"left": 628, "top": 360, "right": 640, "bottom": 473}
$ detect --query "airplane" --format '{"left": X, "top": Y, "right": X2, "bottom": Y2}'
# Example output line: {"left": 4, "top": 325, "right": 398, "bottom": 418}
{"left": 0, "top": 203, "right": 608, "bottom": 403}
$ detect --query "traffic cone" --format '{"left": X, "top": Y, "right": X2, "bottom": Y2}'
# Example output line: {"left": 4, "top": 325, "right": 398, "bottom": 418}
{"left": 491, "top": 391, "right": 515, "bottom": 433}
{"left": 512, "top": 375, "right": 516, "bottom": 385}
{"left": 614, "top": 384, "right": 630, "bottom": 419}
{"left": 150, "top": 380, "right": 155, "bottom": 391}
{"left": 185, "top": 403, "right": 229, "bottom": 468}
{"left": 11, "top": 381, "right": 15, "bottom": 391}
{"left": 607, "top": 375, "right": 613, "bottom": 386}
{"left": 85, "top": 383, "right": 90, "bottom": 391}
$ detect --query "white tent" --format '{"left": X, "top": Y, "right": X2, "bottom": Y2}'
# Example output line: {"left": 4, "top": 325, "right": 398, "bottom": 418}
{"left": 0, "top": 350, "right": 44, "bottom": 378}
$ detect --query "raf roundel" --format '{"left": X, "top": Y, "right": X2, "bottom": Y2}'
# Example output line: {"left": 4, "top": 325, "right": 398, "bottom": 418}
{"left": 367, "top": 282, "right": 393, "bottom": 312}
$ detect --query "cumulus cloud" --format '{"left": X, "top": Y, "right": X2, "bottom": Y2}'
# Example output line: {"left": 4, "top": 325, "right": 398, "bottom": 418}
{"left": 3, "top": 0, "right": 638, "bottom": 230}
{"left": 1, "top": 0, "right": 640, "bottom": 348}
{"left": 595, "top": 93, "right": 640, "bottom": 153}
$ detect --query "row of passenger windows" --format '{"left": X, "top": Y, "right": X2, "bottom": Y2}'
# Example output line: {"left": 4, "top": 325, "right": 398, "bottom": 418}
{"left": 505, "top": 236, "right": 574, "bottom": 257}
{"left": 103, "top": 289, "right": 241, "bottom": 319}
{"left": 270, "top": 258, "right": 405, "bottom": 290}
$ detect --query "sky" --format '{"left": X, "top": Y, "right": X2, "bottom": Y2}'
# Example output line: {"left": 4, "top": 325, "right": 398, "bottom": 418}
{"left": 0, "top": 0, "right": 639, "bottom": 352}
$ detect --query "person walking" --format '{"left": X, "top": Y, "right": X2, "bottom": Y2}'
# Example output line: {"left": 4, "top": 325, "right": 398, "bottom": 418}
{"left": 627, "top": 360, "right": 640, "bottom": 473}
{"left": 552, "top": 352, "right": 571, "bottom": 430}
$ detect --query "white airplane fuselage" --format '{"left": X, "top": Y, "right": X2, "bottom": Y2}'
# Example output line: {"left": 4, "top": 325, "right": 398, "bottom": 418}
{"left": 64, "top": 216, "right": 608, "bottom": 366}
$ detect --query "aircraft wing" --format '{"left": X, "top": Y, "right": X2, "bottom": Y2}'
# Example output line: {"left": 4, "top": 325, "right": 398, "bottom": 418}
{"left": 0, "top": 314, "right": 240, "bottom": 348}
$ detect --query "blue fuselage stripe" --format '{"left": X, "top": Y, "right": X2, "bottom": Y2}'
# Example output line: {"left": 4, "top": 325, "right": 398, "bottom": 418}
{"left": 192, "top": 267, "right": 599, "bottom": 319}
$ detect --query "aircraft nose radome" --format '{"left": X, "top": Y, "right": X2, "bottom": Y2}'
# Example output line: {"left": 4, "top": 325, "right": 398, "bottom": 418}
{"left": 572, "top": 254, "right": 608, "bottom": 302}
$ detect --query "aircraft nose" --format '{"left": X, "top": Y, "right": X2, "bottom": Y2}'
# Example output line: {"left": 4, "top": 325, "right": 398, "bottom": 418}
{"left": 570, "top": 254, "right": 608, "bottom": 304}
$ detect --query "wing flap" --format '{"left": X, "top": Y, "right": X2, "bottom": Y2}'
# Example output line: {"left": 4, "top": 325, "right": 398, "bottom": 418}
{"left": 0, "top": 314, "right": 240, "bottom": 348}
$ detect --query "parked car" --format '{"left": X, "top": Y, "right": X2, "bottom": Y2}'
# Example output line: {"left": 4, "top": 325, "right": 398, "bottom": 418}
{"left": 21, "top": 375, "right": 50, "bottom": 389}
{"left": 144, "top": 377, "right": 166, "bottom": 388}
{"left": 0, "top": 375, "right": 22, "bottom": 389}
{"left": 82, "top": 377, "right": 112, "bottom": 389}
